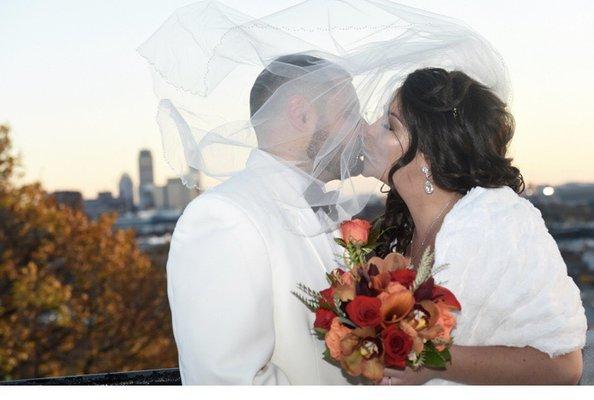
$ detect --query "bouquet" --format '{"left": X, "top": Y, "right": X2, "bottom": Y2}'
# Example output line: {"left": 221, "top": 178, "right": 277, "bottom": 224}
{"left": 293, "top": 218, "right": 461, "bottom": 383}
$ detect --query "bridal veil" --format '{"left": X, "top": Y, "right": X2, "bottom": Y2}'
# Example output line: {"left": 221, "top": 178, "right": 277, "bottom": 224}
{"left": 138, "top": 0, "right": 510, "bottom": 235}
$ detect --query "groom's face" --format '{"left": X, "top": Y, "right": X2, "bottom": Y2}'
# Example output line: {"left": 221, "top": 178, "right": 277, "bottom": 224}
{"left": 305, "top": 80, "right": 366, "bottom": 182}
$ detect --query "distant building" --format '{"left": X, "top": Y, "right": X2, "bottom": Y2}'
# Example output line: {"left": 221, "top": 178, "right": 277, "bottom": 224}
{"left": 118, "top": 173, "right": 135, "bottom": 213}
{"left": 139, "top": 150, "right": 154, "bottom": 186}
{"left": 84, "top": 191, "right": 122, "bottom": 220}
{"left": 52, "top": 191, "right": 84, "bottom": 210}
{"left": 152, "top": 178, "right": 198, "bottom": 211}
{"left": 165, "top": 178, "right": 197, "bottom": 211}
{"left": 138, "top": 150, "right": 155, "bottom": 210}
{"left": 152, "top": 185, "right": 168, "bottom": 210}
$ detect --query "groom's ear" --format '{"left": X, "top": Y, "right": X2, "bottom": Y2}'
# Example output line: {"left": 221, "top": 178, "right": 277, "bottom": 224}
{"left": 287, "top": 95, "right": 315, "bottom": 132}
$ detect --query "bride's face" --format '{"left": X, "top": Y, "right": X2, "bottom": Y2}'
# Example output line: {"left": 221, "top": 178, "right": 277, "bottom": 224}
{"left": 362, "top": 99, "right": 410, "bottom": 184}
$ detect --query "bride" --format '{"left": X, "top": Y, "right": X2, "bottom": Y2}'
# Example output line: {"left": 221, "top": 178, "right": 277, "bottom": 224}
{"left": 365, "top": 67, "right": 587, "bottom": 385}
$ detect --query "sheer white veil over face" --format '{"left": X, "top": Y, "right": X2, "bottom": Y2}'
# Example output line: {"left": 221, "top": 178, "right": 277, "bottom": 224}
{"left": 138, "top": 0, "right": 510, "bottom": 236}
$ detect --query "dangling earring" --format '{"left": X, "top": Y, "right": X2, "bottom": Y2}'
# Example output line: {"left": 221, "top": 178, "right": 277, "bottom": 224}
{"left": 421, "top": 165, "right": 434, "bottom": 194}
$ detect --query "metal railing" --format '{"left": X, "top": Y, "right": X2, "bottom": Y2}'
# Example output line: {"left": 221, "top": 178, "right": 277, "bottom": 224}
{"left": 2, "top": 331, "right": 593, "bottom": 385}
{"left": 1, "top": 368, "right": 181, "bottom": 385}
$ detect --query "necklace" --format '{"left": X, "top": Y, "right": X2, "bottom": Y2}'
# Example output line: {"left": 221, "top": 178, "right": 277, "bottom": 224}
{"left": 409, "top": 196, "right": 458, "bottom": 266}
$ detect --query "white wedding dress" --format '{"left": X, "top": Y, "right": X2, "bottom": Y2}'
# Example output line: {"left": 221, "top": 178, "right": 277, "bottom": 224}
{"left": 426, "top": 186, "right": 588, "bottom": 385}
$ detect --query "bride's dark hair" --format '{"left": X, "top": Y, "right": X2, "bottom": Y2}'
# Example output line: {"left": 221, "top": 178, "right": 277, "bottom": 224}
{"left": 377, "top": 68, "right": 524, "bottom": 257}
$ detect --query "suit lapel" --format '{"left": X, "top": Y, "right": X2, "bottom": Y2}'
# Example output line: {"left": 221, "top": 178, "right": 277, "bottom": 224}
{"left": 246, "top": 150, "right": 342, "bottom": 276}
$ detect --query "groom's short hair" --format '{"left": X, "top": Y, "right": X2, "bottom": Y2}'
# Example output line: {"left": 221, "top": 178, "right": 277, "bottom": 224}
{"left": 249, "top": 54, "right": 350, "bottom": 118}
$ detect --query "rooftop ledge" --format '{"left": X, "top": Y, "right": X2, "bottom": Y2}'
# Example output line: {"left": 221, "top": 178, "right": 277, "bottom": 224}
{"left": 1, "top": 368, "right": 181, "bottom": 385}
{"left": 2, "top": 331, "right": 594, "bottom": 385}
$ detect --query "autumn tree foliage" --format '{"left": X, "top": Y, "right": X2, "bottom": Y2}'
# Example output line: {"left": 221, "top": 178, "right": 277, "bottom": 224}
{"left": 0, "top": 125, "right": 177, "bottom": 380}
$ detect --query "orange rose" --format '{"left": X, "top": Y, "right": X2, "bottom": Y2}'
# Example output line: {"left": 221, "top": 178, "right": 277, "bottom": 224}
{"left": 434, "top": 301, "right": 457, "bottom": 351}
{"left": 325, "top": 317, "right": 352, "bottom": 359}
{"left": 340, "top": 219, "right": 372, "bottom": 245}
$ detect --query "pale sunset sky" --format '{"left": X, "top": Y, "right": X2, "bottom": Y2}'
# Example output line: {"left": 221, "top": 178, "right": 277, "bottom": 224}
{"left": 1, "top": 0, "right": 593, "bottom": 198}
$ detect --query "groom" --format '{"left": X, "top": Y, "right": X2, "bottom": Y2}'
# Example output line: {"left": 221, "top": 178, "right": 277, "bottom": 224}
{"left": 166, "top": 54, "right": 368, "bottom": 384}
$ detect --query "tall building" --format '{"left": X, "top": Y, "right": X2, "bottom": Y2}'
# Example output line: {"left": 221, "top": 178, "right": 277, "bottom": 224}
{"left": 118, "top": 173, "right": 135, "bottom": 213}
{"left": 138, "top": 149, "right": 155, "bottom": 210}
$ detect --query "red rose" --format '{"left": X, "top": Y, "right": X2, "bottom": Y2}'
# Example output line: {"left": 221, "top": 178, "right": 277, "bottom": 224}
{"left": 345, "top": 295, "right": 382, "bottom": 327}
{"left": 389, "top": 268, "right": 416, "bottom": 289}
{"left": 340, "top": 219, "right": 372, "bottom": 245}
{"left": 382, "top": 324, "right": 413, "bottom": 369}
{"left": 314, "top": 308, "right": 336, "bottom": 331}
{"left": 320, "top": 288, "right": 335, "bottom": 306}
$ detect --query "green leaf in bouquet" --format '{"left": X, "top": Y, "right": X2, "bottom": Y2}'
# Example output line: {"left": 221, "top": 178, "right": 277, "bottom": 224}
{"left": 423, "top": 352, "right": 446, "bottom": 369}
{"left": 291, "top": 290, "right": 319, "bottom": 312}
{"left": 440, "top": 347, "right": 452, "bottom": 363}
{"left": 365, "top": 217, "right": 384, "bottom": 247}
{"left": 334, "top": 238, "right": 347, "bottom": 248}
{"left": 339, "top": 316, "right": 357, "bottom": 328}
{"left": 332, "top": 285, "right": 354, "bottom": 326}
{"left": 370, "top": 217, "right": 398, "bottom": 248}
{"left": 362, "top": 245, "right": 378, "bottom": 254}
{"left": 372, "top": 215, "right": 384, "bottom": 232}
{"left": 421, "top": 341, "right": 448, "bottom": 369}
{"left": 314, "top": 328, "right": 327, "bottom": 340}
{"left": 333, "top": 297, "right": 348, "bottom": 319}
{"left": 292, "top": 282, "right": 323, "bottom": 313}
{"left": 295, "top": 282, "right": 323, "bottom": 300}
{"left": 322, "top": 347, "right": 341, "bottom": 367}
{"left": 408, "top": 351, "right": 426, "bottom": 370}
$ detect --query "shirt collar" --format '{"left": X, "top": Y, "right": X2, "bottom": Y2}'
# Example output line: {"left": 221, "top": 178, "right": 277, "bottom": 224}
{"left": 245, "top": 149, "right": 312, "bottom": 195}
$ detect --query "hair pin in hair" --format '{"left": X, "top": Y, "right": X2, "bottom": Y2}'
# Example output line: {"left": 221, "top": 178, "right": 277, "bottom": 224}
{"left": 452, "top": 107, "right": 459, "bottom": 118}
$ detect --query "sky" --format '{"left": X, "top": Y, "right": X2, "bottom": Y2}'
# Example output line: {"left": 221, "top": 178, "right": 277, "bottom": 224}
{"left": 1, "top": 0, "right": 593, "bottom": 199}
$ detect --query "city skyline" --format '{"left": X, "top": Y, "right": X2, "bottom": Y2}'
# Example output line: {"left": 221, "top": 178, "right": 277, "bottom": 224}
{"left": 1, "top": 0, "right": 594, "bottom": 198}
{"left": 54, "top": 147, "right": 199, "bottom": 223}
{"left": 55, "top": 145, "right": 590, "bottom": 204}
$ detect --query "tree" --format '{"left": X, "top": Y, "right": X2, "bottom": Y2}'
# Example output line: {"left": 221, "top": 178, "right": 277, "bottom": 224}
{"left": 0, "top": 125, "right": 177, "bottom": 380}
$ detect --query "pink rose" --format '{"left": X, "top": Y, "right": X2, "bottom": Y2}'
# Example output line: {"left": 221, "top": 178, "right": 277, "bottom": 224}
{"left": 325, "top": 317, "right": 352, "bottom": 359}
{"left": 340, "top": 219, "right": 372, "bottom": 245}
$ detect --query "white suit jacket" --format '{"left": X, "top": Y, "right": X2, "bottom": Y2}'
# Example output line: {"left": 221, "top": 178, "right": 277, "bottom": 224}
{"left": 166, "top": 150, "right": 356, "bottom": 385}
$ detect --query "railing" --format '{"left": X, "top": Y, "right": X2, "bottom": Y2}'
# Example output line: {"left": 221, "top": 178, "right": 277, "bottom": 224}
{"left": 2, "top": 331, "right": 593, "bottom": 385}
{"left": 0, "top": 368, "right": 181, "bottom": 385}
